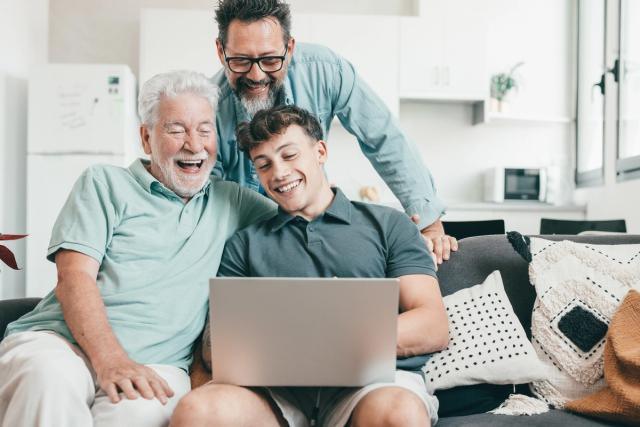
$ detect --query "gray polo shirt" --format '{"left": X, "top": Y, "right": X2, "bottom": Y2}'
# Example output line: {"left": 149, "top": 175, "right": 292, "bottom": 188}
{"left": 218, "top": 188, "right": 437, "bottom": 370}
{"left": 218, "top": 188, "right": 436, "bottom": 280}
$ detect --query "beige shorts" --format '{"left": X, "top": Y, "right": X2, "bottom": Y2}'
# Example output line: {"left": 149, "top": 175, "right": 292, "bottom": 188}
{"left": 265, "top": 370, "right": 439, "bottom": 427}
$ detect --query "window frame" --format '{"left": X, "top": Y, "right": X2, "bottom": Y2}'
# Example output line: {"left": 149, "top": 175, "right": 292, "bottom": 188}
{"left": 575, "top": 0, "right": 607, "bottom": 188}
{"left": 615, "top": 0, "right": 640, "bottom": 181}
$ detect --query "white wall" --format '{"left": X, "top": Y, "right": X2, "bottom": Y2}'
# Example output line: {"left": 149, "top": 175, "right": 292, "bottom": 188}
{"left": 575, "top": 181, "right": 640, "bottom": 233}
{"left": 0, "top": 0, "right": 49, "bottom": 298}
{"left": 47, "top": 0, "right": 577, "bottom": 206}
{"left": 49, "top": 0, "right": 413, "bottom": 77}
{"left": 315, "top": 0, "right": 576, "bottom": 207}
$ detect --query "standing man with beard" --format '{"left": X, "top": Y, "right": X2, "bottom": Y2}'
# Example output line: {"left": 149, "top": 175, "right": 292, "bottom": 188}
{"left": 212, "top": 0, "right": 458, "bottom": 265}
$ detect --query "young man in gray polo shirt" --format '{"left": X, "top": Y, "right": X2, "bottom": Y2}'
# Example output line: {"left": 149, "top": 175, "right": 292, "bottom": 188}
{"left": 0, "top": 71, "right": 275, "bottom": 427}
{"left": 171, "top": 106, "right": 449, "bottom": 427}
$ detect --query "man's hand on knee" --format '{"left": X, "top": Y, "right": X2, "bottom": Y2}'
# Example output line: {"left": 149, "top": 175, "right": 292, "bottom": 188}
{"left": 95, "top": 356, "right": 174, "bottom": 405}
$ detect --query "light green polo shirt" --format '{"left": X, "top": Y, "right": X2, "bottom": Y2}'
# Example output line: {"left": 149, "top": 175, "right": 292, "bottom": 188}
{"left": 6, "top": 159, "right": 276, "bottom": 371}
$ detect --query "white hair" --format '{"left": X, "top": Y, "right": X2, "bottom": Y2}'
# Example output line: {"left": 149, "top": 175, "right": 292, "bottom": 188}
{"left": 138, "top": 70, "right": 219, "bottom": 127}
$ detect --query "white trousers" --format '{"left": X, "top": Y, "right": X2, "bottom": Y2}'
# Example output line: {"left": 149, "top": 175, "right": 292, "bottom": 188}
{"left": 0, "top": 331, "right": 191, "bottom": 427}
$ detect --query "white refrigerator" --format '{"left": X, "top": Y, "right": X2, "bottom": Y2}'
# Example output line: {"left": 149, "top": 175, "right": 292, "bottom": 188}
{"left": 26, "top": 64, "right": 139, "bottom": 297}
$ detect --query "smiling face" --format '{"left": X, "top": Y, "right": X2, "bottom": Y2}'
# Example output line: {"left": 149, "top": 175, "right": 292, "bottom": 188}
{"left": 140, "top": 93, "right": 216, "bottom": 201}
{"left": 216, "top": 18, "right": 294, "bottom": 116}
{"left": 250, "top": 125, "right": 333, "bottom": 220}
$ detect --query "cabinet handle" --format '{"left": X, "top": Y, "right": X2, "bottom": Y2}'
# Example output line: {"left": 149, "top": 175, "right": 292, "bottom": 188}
{"left": 443, "top": 66, "right": 450, "bottom": 86}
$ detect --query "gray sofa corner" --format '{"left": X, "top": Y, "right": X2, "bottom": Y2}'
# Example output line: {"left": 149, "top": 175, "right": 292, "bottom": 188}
{"left": 434, "top": 233, "right": 639, "bottom": 426}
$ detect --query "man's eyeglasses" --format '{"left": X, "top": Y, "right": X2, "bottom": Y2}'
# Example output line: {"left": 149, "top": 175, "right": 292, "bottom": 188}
{"left": 222, "top": 45, "right": 288, "bottom": 74}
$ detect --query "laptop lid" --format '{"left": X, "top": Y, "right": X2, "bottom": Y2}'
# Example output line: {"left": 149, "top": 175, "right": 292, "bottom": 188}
{"left": 209, "top": 277, "right": 399, "bottom": 387}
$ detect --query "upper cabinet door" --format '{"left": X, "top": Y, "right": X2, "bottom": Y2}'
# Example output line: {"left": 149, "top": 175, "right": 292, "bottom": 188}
{"left": 399, "top": 0, "right": 488, "bottom": 101}
{"left": 293, "top": 13, "right": 400, "bottom": 116}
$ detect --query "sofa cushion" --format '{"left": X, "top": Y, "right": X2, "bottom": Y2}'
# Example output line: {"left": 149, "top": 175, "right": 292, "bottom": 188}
{"left": 434, "top": 382, "right": 515, "bottom": 417}
{"left": 437, "top": 409, "right": 617, "bottom": 427}
{"left": 565, "top": 289, "right": 640, "bottom": 425}
{"left": 423, "top": 271, "right": 546, "bottom": 392}
{"left": 434, "top": 234, "right": 640, "bottom": 418}
{"left": 0, "top": 298, "right": 41, "bottom": 340}
{"left": 528, "top": 237, "right": 640, "bottom": 407}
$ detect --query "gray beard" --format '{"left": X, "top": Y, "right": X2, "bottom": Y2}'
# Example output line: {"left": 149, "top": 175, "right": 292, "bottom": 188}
{"left": 240, "top": 88, "right": 279, "bottom": 118}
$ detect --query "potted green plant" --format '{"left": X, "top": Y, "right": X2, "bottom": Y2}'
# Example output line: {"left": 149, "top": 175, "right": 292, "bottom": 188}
{"left": 490, "top": 61, "right": 524, "bottom": 112}
{"left": 0, "top": 233, "right": 27, "bottom": 271}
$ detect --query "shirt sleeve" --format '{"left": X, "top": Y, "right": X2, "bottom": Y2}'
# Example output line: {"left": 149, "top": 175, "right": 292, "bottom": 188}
{"left": 47, "top": 167, "right": 117, "bottom": 264}
{"left": 234, "top": 185, "right": 277, "bottom": 230}
{"left": 217, "top": 233, "right": 249, "bottom": 277}
{"left": 385, "top": 211, "right": 437, "bottom": 278}
{"left": 330, "top": 55, "right": 446, "bottom": 229}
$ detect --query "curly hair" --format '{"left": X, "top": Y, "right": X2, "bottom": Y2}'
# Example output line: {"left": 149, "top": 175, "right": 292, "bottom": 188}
{"left": 236, "top": 105, "right": 323, "bottom": 153}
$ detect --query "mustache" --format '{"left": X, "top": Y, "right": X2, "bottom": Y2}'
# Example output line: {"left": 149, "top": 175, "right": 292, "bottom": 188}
{"left": 237, "top": 75, "right": 276, "bottom": 89}
{"left": 174, "top": 152, "right": 209, "bottom": 161}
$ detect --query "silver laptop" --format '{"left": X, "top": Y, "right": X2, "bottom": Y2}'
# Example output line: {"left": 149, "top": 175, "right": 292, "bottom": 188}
{"left": 209, "top": 277, "right": 399, "bottom": 387}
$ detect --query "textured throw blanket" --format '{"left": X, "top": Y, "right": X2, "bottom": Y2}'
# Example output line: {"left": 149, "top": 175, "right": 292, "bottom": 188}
{"left": 565, "top": 289, "right": 640, "bottom": 426}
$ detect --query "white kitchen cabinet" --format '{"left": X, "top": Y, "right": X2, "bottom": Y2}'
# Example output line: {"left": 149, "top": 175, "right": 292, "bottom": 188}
{"left": 293, "top": 13, "right": 400, "bottom": 116}
{"left": 399, "top": 0, "right": 488, "bottom": 101}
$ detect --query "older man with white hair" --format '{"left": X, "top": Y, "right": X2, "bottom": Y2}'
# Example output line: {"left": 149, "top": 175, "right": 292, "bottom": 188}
{"left": 0, "top": 70, "right": 275, "bottom": 427}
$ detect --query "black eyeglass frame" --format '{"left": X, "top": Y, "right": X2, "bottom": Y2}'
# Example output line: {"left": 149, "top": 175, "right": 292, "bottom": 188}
{"left": 222, "top": 44, "right": 288, "bottom": 74}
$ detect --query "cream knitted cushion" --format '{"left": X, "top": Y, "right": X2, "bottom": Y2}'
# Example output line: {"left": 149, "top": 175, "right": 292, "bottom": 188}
{"left": 528, "top": 238, "right": 640, "bottom": 407}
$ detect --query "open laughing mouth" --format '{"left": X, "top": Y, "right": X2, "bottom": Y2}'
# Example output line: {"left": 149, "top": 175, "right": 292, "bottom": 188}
{"left": 275, "top": 179, "right": 302, "bottom": 193}
{"left": 176, "top": 159, "right": 205, "bottom": 172}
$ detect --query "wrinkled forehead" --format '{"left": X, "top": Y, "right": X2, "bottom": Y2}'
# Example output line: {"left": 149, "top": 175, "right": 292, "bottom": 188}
{"left": 154, "top": 93, "right": 215, "bottom": 125}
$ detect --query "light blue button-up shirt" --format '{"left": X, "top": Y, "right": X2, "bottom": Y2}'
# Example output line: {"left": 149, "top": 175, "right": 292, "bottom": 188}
{"left": 211, "top": 42, "right": 446, "bottom": 229}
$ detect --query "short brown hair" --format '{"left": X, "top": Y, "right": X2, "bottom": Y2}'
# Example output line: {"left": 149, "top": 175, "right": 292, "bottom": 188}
{"left": 236, "top": 105, "right": 324, "bottom": 153}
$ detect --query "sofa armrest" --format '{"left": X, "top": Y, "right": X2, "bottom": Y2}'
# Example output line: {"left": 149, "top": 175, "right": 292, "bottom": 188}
{"left": 0, "top": 298, "right": 41, "bottom": 340}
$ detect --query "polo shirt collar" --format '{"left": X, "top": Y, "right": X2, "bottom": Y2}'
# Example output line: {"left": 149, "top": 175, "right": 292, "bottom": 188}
{"left": 130, "top": 159, "right": 156, "bottom": 192}
{"left": 323, "top": 188, "right": 352, "bottom": 224}
{"left": 129, "top": 158, "right": 212, "bottom": 199}
{"left": 269, "top": 187, "right": 352, "bottom": 232}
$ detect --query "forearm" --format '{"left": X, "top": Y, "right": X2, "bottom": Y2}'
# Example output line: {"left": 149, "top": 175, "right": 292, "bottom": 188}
{"left": 397, "top": 307, "right": 449, "bottom": 358}
{"left": 56, "top": 271, "right": 129, "bottom": 369}
{"left": 396, "top": 274, "right": 449, "bottom": 358}
{"left": 335, "top": 64, "right": 445, "bottom": 228}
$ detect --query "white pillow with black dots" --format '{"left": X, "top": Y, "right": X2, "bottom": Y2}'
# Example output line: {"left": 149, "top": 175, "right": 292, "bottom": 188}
{"left": 423, "top": 270, "right": 548, "bottom": 393}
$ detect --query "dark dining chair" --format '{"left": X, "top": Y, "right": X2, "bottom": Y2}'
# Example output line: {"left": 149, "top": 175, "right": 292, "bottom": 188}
{"left": 442, "top": 219, "right": 505, "bottom": 240}
{"left": 539, "top": 218, "right": 627, "bottom": 235}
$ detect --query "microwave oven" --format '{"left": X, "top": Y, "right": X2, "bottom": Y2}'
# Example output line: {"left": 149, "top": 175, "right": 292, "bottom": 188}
{"left": 484, "top": 167, "right": 547, "bottom": 202}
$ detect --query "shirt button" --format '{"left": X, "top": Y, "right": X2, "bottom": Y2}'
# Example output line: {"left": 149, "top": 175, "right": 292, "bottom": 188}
{"left": 308, "top": 226, "right": 314, "bottom": 232}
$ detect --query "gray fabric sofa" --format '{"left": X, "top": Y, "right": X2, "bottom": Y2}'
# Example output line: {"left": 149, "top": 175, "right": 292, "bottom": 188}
{"left": 434, "top": 233, "right": 639, "bottom": 426}
{"left": 1, "top": 234, "right": 637, "bottom": 426}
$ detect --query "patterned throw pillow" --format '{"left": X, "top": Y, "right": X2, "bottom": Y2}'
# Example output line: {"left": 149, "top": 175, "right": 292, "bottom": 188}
{"left": 423, "top": 270, "right": 547, "bottom": 393}
{"left": 528, "top": 238, "right": 640, "bottom": 407}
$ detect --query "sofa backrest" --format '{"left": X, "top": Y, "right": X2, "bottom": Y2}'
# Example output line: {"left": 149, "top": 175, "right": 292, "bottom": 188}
{"left": 436, "top": 234, "right": 640, "bottom": 337}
